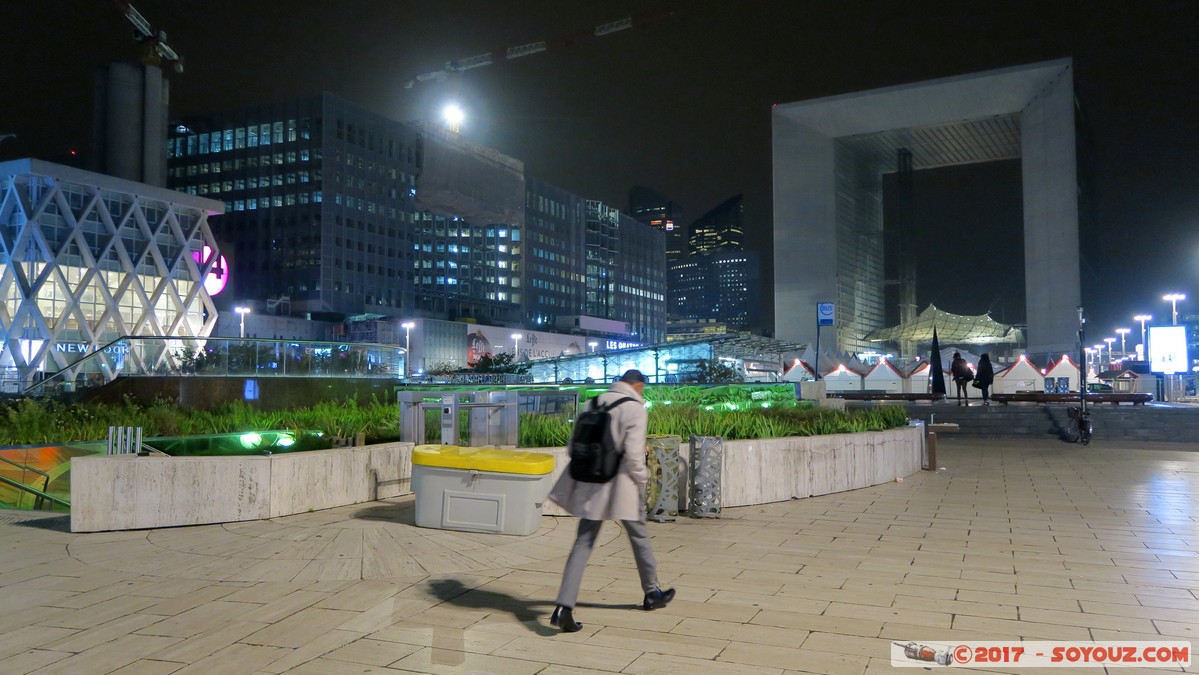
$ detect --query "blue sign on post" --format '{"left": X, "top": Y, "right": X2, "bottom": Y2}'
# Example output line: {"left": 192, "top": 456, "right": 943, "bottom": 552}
{"left": 817, "top": 302, "right": 835, "bottom": 326}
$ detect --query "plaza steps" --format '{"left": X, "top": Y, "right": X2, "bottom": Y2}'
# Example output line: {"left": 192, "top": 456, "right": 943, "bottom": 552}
{"left": 848, "top": 402, "right": 1199, "bottom": 444}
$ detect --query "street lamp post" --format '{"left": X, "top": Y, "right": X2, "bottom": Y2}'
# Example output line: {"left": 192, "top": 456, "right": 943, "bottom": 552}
{"left": 588, "top": 341, "right": 597, "bottom": 353}
{"left": 1134, "top": 314, "right": 1152, "bottom": 360}
{"left": 511, "top": 333, "right": 521, "bottom": 361}
{"left": 1103, "top": 337, "right": 1116, "bottom": 369}
{"left": 1115, "top": 328, "right": 1130, "bottom": 360}
{"left": 401, "top": 321, "right": 415, "bottom": 379}
{"left": 234, "top": 306, "right": 250, "bottom": 339}
{"left": 1093, "top": 344, "right": 1105, "bottom": 373}
{"left": 1163, "top": 293, "right": 1186, "bottom": 325}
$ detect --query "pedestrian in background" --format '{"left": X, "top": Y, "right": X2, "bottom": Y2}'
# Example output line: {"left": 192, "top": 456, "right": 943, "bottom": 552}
{"left": 975, "top": 353, "right": 995, "bottom": 405}
{"left": 547, "top": 369, "right": 675, "bottom": 632}
{"left": 951, "top": 352, "right": 973, "bottom": 405}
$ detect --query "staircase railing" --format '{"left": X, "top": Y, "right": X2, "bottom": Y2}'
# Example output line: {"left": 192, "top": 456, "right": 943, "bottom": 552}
{"left": 0, "top": 475, "right": 69, "bottom": 511}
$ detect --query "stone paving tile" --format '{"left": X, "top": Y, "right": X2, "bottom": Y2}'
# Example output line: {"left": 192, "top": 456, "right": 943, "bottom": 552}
{"left": 145, "top": 619, "right": 270, "bottom": 664}
{"left": 107, "top": 659, "right": 184, "bottom": 674}
{"left": 627, "top": 651, "right": 786, "bottom": 674}
{"left": 257, "top": 628, "right": 365, "bottom": 674}
{"left": 31, "top": 633, "right": 182, "bottom": 674}
{"left": 718, "top": 639, "right": 870, "bottom": 674}
{"left": 0, "top": 625, "right": 77, "bottom": 661}
{"left": 323, "top": 637, "right": 422, "bottom": 666}
{"left": 170, "top": 642, "right": 291, "bottom": 674}
{"left": 242, "top": 607, "right": 360, "bottom": 649}
{"left": 0, "top": 648, "right": 74, "bottom": 674}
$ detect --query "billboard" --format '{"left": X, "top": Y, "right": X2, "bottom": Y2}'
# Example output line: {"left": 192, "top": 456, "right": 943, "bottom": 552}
{"left": 1149, "top": 326, "right": 1188, "bottom": 374}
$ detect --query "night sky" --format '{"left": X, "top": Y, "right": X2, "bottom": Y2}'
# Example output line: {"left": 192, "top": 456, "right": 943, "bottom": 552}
{"left": 3, "top": 1, "right": 1197, "bottom": 346}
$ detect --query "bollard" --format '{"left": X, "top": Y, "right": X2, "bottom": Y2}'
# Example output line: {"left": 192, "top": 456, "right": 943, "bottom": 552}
{"left": 688, "top": 435, "right": 723, "bottom": 518}
{"left": 645, "top": 435, "right": 681, "bottom": 522}
{"left": 107, "top": 426, "right": 143, "bottom": 455}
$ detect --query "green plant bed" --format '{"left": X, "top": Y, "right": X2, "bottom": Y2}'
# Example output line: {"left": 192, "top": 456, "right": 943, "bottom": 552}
{"left": 0, "top": 396, "right": 402, "bottom": 447}
{"left": 518, "top": 403, "right": 908, "bottom": 447}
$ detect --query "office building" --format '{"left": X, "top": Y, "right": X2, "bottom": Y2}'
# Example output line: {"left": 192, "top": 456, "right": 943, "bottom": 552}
{"left": 628, "top": 186, "right": 686, "bottom": 264}
{"left": 688, "top": 194, "right": 744, "bottom": 255}
{"left": 670, "top": 249, "right": 760, "bottom": 330}
{"left": 168, "top": 93, "right": 666, "bottom": 343}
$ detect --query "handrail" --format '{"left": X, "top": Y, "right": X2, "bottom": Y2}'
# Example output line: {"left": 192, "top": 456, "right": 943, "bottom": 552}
{"left": 0, "top": 474, "right": 70, "bottom": 510}
{"left": 0, "top": 456, "right": 51, "bottom": 496}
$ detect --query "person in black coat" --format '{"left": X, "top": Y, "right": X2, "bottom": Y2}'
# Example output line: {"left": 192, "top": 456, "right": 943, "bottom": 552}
{"left": 950, "top": 352, "right": 973, "bottom": 405}
{"left": 975, "top": 353, "right": 995, "bottom": 405}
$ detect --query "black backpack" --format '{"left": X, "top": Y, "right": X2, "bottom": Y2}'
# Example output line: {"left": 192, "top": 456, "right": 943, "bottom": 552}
{"left": 568, "top": 396, "right": 637, "bottom": 483}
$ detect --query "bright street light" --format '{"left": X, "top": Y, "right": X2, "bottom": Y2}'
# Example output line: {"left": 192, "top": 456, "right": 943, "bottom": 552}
{"left": 1103, "top": 337, "right": 1116, "bottom": 369}
{"left": 1163, "top": 293, "right": 1186, "bottom": 325}
{"left": 1115, "top": 328, "right": 1130, "bottom": 357}
{"left": 442, "top": 104, "right": 465, "bottom": 132}
{"left": 401, "top": 321, "right": 415, "bottom": 379}
{"left": 234, "top": 306, "right": 250, "bottom": 339}
{"left": 1134, "top": 314, "right": 1152, "bottom": 359}
{"left": 511, "top": 333, "right": 521, "bottom": 361}
{"left": 588, "top": 341, "right": 598, "bottom": 353}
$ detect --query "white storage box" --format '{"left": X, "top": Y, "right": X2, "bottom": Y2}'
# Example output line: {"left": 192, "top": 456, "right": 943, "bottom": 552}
{"left": 411, "top": 445, "right": 555, "bottom": 535}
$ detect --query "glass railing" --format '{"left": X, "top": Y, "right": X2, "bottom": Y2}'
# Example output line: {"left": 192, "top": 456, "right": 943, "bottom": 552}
{"left": 22, "top": 337, "right": 407, "bottom": 397}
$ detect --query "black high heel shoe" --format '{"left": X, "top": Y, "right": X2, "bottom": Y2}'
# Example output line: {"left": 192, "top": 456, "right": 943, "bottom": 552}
{"left": 550, "top": 605, "right": 582, "bottom": 632}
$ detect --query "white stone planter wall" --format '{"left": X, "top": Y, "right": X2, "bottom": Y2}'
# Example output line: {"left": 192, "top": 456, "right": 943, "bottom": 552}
{"left": 71, "top": 428, "right": 921, "bottom": 532}
{"left": 530, "top": 426, "right": 922, "bottom": 516}
{"left": 71, "top": 442, "right": 413, "bottom": 533}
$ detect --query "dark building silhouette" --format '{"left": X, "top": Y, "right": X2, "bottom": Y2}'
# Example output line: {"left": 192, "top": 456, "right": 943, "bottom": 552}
{"left": 688, "top": 193, "right": 744, "bottom": 255}
{"left": 628, "top": 186, "right": 686, "bottom": 264}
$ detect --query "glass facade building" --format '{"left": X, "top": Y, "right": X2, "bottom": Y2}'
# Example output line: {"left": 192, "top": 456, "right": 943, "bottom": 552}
{"left": 0, "top": 159, "right": 223, "bottom": 389}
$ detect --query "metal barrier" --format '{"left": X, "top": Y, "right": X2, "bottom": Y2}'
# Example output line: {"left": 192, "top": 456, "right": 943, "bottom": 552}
{"left": 688, "top": 435, "right": 723, "bottom": 518}
{"left": 398, "top": 390, "right": 523, "bottom": 446}
{"left": 107, "top": 426, "right": 143, "bottom": 455}
{"left": 646, "top": 435, "right": 681, "bottom": 522}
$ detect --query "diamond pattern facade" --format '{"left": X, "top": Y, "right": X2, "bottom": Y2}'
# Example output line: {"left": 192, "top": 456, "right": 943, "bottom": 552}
{"left": 0, "top": 160, "right": 224, "bottom": 389}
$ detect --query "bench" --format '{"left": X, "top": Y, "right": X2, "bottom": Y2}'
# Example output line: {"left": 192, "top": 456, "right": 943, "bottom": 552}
{"left": 991, "top": 392, "right": 1153, "bottom": 405}
{"left": 834, "top": 393, "right": 947, "bottom": 402}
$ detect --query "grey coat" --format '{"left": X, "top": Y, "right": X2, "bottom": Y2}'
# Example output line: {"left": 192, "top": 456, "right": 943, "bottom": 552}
{"left": 548, "top": 381, "right": 649, "bottom": 522}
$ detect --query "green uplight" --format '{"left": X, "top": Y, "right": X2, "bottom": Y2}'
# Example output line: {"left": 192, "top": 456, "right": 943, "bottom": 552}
{"left": 276, "top": 434, "right": 295, "bottom": 447}
{"left": 239, "top": 432, "right": 263, "bottom": 449}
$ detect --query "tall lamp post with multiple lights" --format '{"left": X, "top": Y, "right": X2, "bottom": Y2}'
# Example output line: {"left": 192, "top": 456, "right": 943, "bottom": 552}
{"left": 234, "top": 306, "right": 250, "bottom": 339}
{"left": 1103, "top": 337, "right": 1116, "bottom": 370}
{"left": 401, "top": 322, "right": 415, "bottom": 379}
{"left": 1115, "top": 328, "right": 1130, "bottom": 360}
{"left": 1134, "top": 314, "right": 1152, "bottom": 360}
{"left": 1164, "top": 293, "right": 1186, "bottom": 325}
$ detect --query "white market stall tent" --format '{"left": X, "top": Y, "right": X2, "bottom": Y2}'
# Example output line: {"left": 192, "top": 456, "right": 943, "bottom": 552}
{"left": 863, "top": 360, "right": 906, "bottom": 393}
{"left": 1044, "top": 355, "right": 1082, "bottom": 393}
{"left": 994, "top": 355, "right": 1045, "bottom": 393}
{"left": 822, "top": 363, "right": 864, "bottom": 393}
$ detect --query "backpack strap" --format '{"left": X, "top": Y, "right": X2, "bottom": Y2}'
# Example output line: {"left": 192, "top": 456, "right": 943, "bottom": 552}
{"left": 599, "top": 396, "right": 637, "bottom": 411}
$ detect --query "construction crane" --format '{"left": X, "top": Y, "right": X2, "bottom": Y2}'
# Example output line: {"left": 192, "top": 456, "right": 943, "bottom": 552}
{"left": 405, "top": 9, "right": 674, "bottom": 88}
{"left": 110, "top": 0, "right": 184, "bottom": 73}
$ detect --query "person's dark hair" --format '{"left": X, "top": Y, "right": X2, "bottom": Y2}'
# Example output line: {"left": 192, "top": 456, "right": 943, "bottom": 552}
{"left": 953, "top": 352, "right": 961, "bottom": 358}
{"left": 618, "top": 369, "right": 646, "bottom": 384}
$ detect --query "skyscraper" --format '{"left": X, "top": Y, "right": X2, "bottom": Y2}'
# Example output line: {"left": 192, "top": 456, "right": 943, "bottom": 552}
{"left": 628, "top": 186, "right": 686, "bottom": 264}
{"left": 688, "top": 194, "right": 744, "bottom": 255}
{"left": 168, "top": 93, "right": 666, "bottom": 341}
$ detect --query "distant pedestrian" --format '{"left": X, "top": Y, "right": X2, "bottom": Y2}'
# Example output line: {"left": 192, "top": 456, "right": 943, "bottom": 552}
{"left": 975, "top": 353, "right": 995, "bottom": 405}
{"left": 547, "top": 369, "right": 675, "bottom": 633}
{"left": 951, "top": 352, "right": 973, "bottom": 405}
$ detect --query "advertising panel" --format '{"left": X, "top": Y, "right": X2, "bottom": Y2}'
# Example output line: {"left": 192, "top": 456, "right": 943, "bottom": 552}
{"left": 1148, "top": 326, "right": 1188, "bottom": 374}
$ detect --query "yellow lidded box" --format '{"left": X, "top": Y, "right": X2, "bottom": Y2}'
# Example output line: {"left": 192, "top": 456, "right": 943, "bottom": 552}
{"left": 412, "top": 445, "right": 555, "bottom": 476}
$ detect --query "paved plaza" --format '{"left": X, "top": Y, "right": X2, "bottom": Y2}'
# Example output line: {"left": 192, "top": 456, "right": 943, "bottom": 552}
{"left": 1, "top": 436, "right": 1197, "bottom": 674}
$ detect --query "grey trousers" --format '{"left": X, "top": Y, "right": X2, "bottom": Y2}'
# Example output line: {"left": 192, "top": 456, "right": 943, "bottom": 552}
{"left": 555, "top": 518, "right": 658, "bottom": 608}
